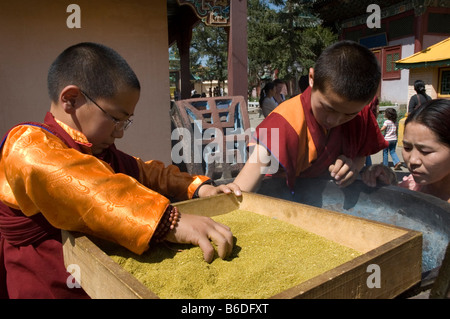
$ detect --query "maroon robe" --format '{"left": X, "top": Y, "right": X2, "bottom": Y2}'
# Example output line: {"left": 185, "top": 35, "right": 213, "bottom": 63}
{"left": 254, "top": 87, "right": 388, "bottom": 190}
{"left": 0, "top": 113, "right": 139, "bottom": 299}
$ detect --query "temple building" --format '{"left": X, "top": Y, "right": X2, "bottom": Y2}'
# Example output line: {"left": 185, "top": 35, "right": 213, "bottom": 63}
{"left": 0, "top": 0, "right": 247, "bottom": 163}
{"left": 314, "top": 0, "right": 450, "bottom": 104}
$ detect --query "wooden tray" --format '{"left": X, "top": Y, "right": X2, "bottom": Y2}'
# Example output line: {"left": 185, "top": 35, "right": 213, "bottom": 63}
{"left": 62, "top": 192, "right": 422, "bottom": 299}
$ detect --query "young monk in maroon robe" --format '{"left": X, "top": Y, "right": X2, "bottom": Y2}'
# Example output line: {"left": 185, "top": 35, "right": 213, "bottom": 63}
{"left": 0, "top": 43, "right": 240, "bottom": 299}
{"left": 234, "top": 41, "right": 388, "bottom": 192}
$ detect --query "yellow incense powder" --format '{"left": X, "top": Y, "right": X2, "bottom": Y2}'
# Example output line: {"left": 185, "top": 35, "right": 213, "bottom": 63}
{"left": 103, "top": 210, "right": 361, "bottom": 299}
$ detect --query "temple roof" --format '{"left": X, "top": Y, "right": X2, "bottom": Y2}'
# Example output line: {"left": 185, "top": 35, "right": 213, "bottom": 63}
{"left": 396, "top": 37, "right": 450, "bottom": 69}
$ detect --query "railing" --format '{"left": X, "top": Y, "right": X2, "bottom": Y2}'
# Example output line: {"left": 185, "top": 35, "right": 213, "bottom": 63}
{"left": 247, "top": 101, "right": 259, "bottom": 110}
{"left": 379, "top": 103, "right": 399, "bottom": 112}
{"left": 247, "top": 101, "right": 262, "bottom": 117}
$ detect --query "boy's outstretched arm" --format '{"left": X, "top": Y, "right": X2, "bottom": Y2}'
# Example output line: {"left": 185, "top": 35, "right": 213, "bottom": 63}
{"left": 233, "top": 144, "right": 273, "bottom": 192}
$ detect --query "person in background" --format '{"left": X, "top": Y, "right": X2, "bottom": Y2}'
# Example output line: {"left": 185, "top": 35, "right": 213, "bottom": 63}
{"left": 272, "top": 79, "right": 286, "bottom": 105}
{"left": 408, "top": 79, "right": 431, "bottom": 113}
{"left": 361, "top": 99, "right": 450, "bottom": 204}
{"left": 298, "top": 75, "right": 309, "bottom": 94}
{"left": 380, "top": 107, "right": 402, "bottom": 170}
{"left": 259, "top": 81, "right": 278, "bottom": 118}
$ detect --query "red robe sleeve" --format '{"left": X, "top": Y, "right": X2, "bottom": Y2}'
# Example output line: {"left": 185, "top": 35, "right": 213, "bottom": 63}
{"left": 341, "top": 102, "right": 388, "bottom": 159}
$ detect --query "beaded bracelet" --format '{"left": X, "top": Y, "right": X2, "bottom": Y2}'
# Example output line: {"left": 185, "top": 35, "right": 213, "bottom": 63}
{"left": 152, "top": 205, "right": 180, "bottom": 243}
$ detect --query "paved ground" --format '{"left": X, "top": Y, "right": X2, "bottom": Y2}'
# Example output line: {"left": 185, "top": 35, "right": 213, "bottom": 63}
{"left": 248, "top": 110, "right": 409, "bottom": 179}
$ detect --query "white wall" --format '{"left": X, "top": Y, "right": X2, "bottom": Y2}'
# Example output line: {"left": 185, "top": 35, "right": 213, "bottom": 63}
{"left": 0, "top": 0, "right": 172, "bottom": 164}
{"left": 380, "top": 37, "right": 414, "bottom": 105}
{"left": 381, "top": 35, "right": 450, "bottom": 105}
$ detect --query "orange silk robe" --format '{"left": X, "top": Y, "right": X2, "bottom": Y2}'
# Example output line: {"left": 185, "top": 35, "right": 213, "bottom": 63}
{"left": 0, "top": 117, "right": 208, "bottom": 255}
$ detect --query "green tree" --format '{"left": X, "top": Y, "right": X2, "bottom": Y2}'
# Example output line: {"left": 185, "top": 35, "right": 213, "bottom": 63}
{"left": 185, "top": 0, "right": 337, "bottom": 98}
{"left": 247, "top": 0, "right": 281, "bottom": 96}
{"left": 190, "top": 23, "right": 228, "bottom": 90}
{"left": 267, "top": 0, "right": 322, "bottom": 78}
{"left": 248, "top": 0, "right": 337, "bottom": 96}
{"left": 299, "top": 25, "right": 338, "bottom": 71}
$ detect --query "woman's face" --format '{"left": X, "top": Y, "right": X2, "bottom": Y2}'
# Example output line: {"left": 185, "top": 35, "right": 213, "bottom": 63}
{"left": 402, "top": 122, "right": 450, "bottom": 186}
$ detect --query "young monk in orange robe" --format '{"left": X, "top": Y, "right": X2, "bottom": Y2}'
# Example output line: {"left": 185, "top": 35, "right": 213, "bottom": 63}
{"left": 234, "top": 41, "right": 388, "bottom": 192}
{"left": 0, "top": 43, "right": 240, "bottom": 298}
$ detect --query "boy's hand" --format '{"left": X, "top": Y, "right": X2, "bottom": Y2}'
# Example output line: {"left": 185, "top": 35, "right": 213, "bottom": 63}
{"left": 197, "top": 182, "right": 242, "bottom": 198}
{"left": 361, "top": 164, "right": 397, "bottom": 187}
{"left": 329, "top": 155, "right": 364, "bottom": 188}
{"left": 165, "top": 213, "right": 233, "bottom": 263}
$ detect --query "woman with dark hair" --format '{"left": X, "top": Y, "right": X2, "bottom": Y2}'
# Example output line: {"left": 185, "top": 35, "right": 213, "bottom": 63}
{"left": 362, "top": 99, "right": 450, "bottom": 204}
{"left": 408, "top": 79, "right": 432, "bottom": 113}
{"left": 259, "top": 82, "right": 278, "bottom": 117}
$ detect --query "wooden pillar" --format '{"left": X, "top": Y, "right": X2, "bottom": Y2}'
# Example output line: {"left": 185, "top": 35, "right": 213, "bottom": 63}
{"left": 172, "top": 5, "right": 198, "bottom": 100}
{"left": 414, "top": 13, "right": 424, "bottom": 53}
{"left": 178, "top": 27, "right": 193, "bottom": 100}
{"left": 227, "top": 0, "right": 248, "bottom": 99}
{"left": 413, "top": 1, "right": 428, "bottom": 54}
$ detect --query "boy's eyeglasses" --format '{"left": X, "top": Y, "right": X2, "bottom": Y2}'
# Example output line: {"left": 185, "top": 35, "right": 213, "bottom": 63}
{"left": 80, "top": 90, "right": 133, "bottom": 131}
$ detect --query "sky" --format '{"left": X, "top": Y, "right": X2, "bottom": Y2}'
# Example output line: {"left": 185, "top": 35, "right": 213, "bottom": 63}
{"left": 264, "top": 0, "right": 283, "bottom": 11}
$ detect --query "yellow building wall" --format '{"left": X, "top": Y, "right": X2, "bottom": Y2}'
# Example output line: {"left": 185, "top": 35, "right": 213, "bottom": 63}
{"left": 0, "top": 0, "right": 172, "bottom": 163}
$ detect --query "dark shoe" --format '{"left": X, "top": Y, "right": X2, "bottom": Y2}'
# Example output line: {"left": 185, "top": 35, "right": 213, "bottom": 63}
{"left": 394, "top": 162, "right": 403, "bottom": 170}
